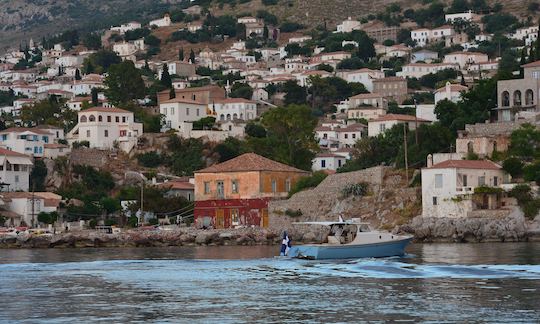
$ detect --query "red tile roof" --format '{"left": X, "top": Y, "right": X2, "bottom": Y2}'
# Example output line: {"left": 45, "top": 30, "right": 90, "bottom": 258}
{"left": 157, "top": 181, "right": 194, "bottom": 190}
{"left": 214, "top": 98, "right": 256, "bottom": 104}
{"left": 522, "top": 60, "right": 540, "bottom": 68}
{"left": 0, "top": 127, "right": 50, "bottom": 135}
{"left": 428, "top": 160, "right": 501, "bottom": 170}
{"left": 195, "top": 153, "right": 309, "bottom": 174}
{"left": 371, "top": 114, "right": 429, "bottom": 122}
{"left": 0, "top": 148, "right": 32, "bottom": 157}
{"left": 80, "top": 107, "right": 131, "bottom": 114}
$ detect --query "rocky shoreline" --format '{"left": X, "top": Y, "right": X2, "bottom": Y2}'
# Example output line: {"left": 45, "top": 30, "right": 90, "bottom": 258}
{"left": 1, "top": 214, "right": 539, "bottom": 248}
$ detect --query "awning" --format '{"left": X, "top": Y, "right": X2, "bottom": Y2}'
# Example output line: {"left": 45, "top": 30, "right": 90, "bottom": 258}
{"left": 6, "top": 156, "right": 33, "bottom": 165}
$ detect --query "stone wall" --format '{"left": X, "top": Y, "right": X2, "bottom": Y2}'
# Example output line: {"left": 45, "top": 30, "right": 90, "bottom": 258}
{"left": 69, "top": 148, "right": 110, "bottom": 169}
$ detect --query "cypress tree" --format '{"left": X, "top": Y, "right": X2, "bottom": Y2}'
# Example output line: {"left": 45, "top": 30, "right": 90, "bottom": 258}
{"left": 160, "top": 63, "right": 172, "bottom": 88}
{"left": 74, "top": 68, "right": 81, "bottom": 80}
{"left": 91, "top": 88, "right": 99, "bottom": 106}
{"left": 189, "top": 49, "right": 196, "bottom": 63}
{"left": 179, "top": 48, "right": 184, "bottom": 61}
{"left": 169, "top": 86, "right": 176, "bottom": 99}
{"left": 263, "top": 25, "right": 269, "bottom": 39}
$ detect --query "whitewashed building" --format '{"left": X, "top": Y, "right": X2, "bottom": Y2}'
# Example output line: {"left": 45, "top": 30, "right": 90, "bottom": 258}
{"left": 421, "top": 160, "right": 505, "bottom": 218}
{"left": 212, "top": 98, "right": 257, "bottom": 121}
{"left": 160, "top": 97, "right": 208, "bottom": 131}
{"left": 0, "top": 148, "right": 33, "bottom": 192}
{"left": 67, "top": 107, "right": 143, "bottom": 153}
{"left": 434, "top": 82, "right": 468, "bottom": 105}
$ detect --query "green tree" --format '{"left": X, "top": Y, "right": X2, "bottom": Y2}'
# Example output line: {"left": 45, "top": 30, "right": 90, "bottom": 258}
{"left": 213, "top": 137, "right": 245, "bottom": 162}
{"left": 179, "top": 47, "right": 184, "bottom": 61}
{"left": 104, "top": 61, "right": 145, "bottom": 105}
{"left": 229, "top": 83, "right": 253, "bottom": 99}
{"left": 38, "top": 211, "right": 58, "bottom": 224}
{"left": 91, "top": 88, "right": 99, "bottom": 106}
{"left": 250, "top": 104, "right": 318, "bottom": 170}
{"left": 189, "top": 49, "right": 196, "bottom": 63}
{"left": 509, "top": 123, "right": 540, "bottom": 159}
{"left": 160, "top": 63, "right": 172, "bottom": 89}
{"left": 283, "top": 80, "right": 307, "bottom": 105}
{"left": 503, "top": 157, "right": 524, "bottom": 178}
{"left": 82, "top": 33, "right": 102, "bottom": 50}
{"left": 82, "top": 50, "right": 121, "bottom": 74}
{"left": 30, "top": 159, "right": 47, "bottom": 191}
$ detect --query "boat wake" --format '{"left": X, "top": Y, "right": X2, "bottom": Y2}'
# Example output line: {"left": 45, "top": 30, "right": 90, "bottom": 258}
{"left": 279, "top": 258, "right": 540, "bottom": 279}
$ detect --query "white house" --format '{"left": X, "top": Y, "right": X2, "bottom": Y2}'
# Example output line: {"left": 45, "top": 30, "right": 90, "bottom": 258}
{"left": 411, "top": 49, "right": 439, "bottom": 64}
{"left": 434, "top": 82, "right": 468, "bottom": 105}
{"left": 67, "top": 107, "right": 143, "bottom": 153}
{"left": 421, "top": 159, "right": 505, "bottom": 218}
{"left": 0, "top": 127, "right": 53, "bottom": 157}
{"left": 0, "top": 148, "right": 33, "bottom": 192}
{"left": 149, "top": 14, "right": 171, "bottom": 28}
{"left": 337, "top": 68, "right": 384, "bottom": 92}
{"left": 0, "top": 191, "right": 61, "bottom": 227}
{"left": 212, "top": 98, "right": 257, "bottom": 121}
{"left": 348, "top": 93, "right": 388, "bottom": 110}
{"left": 160, "top": 97, "right": 208, "bottom": 131}
{"left": 397, "top": 63, "right": 459, "bottom": 79}
{"left": 445, "top": 10, "right": 477, "bottom": 23}
{"left": 509, "top": 26, "right": 539, "bottom": 46}
{"left": 111, "top": 21, "right": 142, "bottom": 34}
{"left": 336, "top": 17, "right": 361, "bottom": 33}
{"left": 368, "top": 114, "right": 430, "bottom": 137}
{"left": 315, "top": 123, "right": 365, "bottom": 149}
{"left": 411, "top": 26, "right": 454, "bottom": 47}
{"left": 312, "top": 153, "right": 347, "bottom": 172}
{"left": 443, "top": 51, "right": 488, "bottom": 69}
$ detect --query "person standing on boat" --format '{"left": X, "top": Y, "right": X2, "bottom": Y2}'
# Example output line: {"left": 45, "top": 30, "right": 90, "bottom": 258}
{"left": 280, "top": 231, "right": 291, "bottom": 256}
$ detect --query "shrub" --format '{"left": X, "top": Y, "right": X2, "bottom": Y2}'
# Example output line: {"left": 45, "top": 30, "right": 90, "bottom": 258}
{"left": 285, "top": 209, "right": 302, "bottom": 217}
{"left": 88, "top": 219, "right": 97, "bottom": 229}
{"left": 474, "top": 186, "right": 503, "bottom": 194}
{"left": 288, "top": 171, "right": 327, "bottom": 197}
{"left": 341, "top": 182, "right": 369, "bottom": 197}
{"left": 137, "top": 151, "right": 162, "bottom": 168}
{"left": 148, "top": 218, "right": 159, "bottom": 225}
{"left": 503, "top": 157, "right": 524, "bottom": 178}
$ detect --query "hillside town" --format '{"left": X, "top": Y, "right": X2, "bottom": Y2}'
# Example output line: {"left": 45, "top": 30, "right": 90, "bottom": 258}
{"left": 1, "top": 0, "right": 540, "bottom": 243}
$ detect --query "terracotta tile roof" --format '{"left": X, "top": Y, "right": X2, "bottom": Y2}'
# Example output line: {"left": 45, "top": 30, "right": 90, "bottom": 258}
{"left": 161, "top": 97, "right": 207, "bottom": 105}
{"left": 214, "top": 98, "right": 256, "bottom": 104}
{"left": 0, "top": 127, "right": 50, "bottom": 135}
{"left": 371, "top": 114, "right": 429, "bottom": 122}
{"left": 0, "top": 148, "right": 31, "bottom": 157}
{"left": 522, "top": 60, "right": 540, "bottom": 68}
{"left": 435, "top": 84, "right": 468, "bottom": 93}
{"left": 373, "top": 76, "right": 406, "bottom": 82}
{"left": 195, "top": 153, "right": 309, "bottom": 174}
{"left": 315, "top": 153, "right": 344, "bottom": 158}
{"left": 315, "top": 126, "right": 333, "bottom": 132}
{"left": 350, "top": 93, "right": 384, "bottom": 99}
{"left": 428, "top": 160, "right": 502, "bottom": 170}
{"left": 335, "top": 124, "right": 366, "bottom": 132}
{"left": 80, "top": 107, "right": 131, "bottom": 114}
{"left": 156, "top": 181, "right": 194, "bottom": 190}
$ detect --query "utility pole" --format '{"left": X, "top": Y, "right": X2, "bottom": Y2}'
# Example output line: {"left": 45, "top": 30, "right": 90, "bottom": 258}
{"left": 403, "top": 123, "right": 409, "bottom": 185}
{"left": 31, "top": 183, "right": 35, "bottom": 228}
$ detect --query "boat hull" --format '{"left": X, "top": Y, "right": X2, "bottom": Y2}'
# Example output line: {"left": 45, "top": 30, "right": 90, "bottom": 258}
{"left": 287, "top": 237, "right": 412, "bottom": 260}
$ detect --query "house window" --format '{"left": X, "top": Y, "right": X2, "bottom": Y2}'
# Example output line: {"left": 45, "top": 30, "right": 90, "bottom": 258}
{"left": 493, "top": 176, "right": 498, "bottom": 186}
{"left": 435, "top": 174, "right": 443, "bottom": 188}
{"left": 122, "top": 116, "right": 126, "bottom": 123}
{"left": 116, "top": 116, "right": 120, "bottom": 122}
{"left": 107, "top": 116, "right": 111, "bottom": 122}
{"left": 321, "top": 160, "right": 326, "bottom": 168}
{"left": 215, "top": 181, "right": 225, "bottom": 199}
{"left": 379, "top": 124, "right": 386, "bottom": 132}
{"left": 344, "top": 134, "right": 348, "bottom": 139}
{"left": 98, "top": 115, "right": 103, "bottom": 122}
{"left": 232, "top": 180, "right": 239, "bottom": 193}
{"left": 104, "top": 130, "right": 109, "bottom": 137}
{"left": 285, "top": 179, "right": 291, "bottom": 192}
{"left": 86, "top": 130, "right": 90, "bottom": 137}
{"left": 204, "top": 182, "right": 211, "bottom": 194}
{"left": 462, "top": 175, "right": 468, "bottom": 187}
{"left": 197, "top": 109, "right": 200, "bottom": 117}
{"left": 186, "top": 108, "right": 190, "bottom": 116}
{"left": 15, "top": 175, "right": 19, "bottom": 183}
{"left": 478, "top": 176, "right": 486, "bottom": 186}
{"left": 433, "top": 196, "right": 438, "bottom": 205}
{"left": 271, "top": 179, "right": 277, "bottom": 193}
{"left": 231, "top": 209, "right": 240, "bottom": 226}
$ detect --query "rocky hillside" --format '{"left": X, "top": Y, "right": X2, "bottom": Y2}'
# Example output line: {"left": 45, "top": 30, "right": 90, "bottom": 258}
{"left": 1, "top": 0, "right": 533, "bottom": 52}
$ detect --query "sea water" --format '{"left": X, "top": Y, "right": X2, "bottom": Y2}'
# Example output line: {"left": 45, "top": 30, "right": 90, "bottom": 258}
{"left": 0, "top": 243, "right": 539, "bottom": 323}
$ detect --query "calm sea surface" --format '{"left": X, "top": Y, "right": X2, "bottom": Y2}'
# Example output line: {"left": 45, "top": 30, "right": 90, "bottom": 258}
{"left": 1, "top": 243, "right": 540, "bottom": 323}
